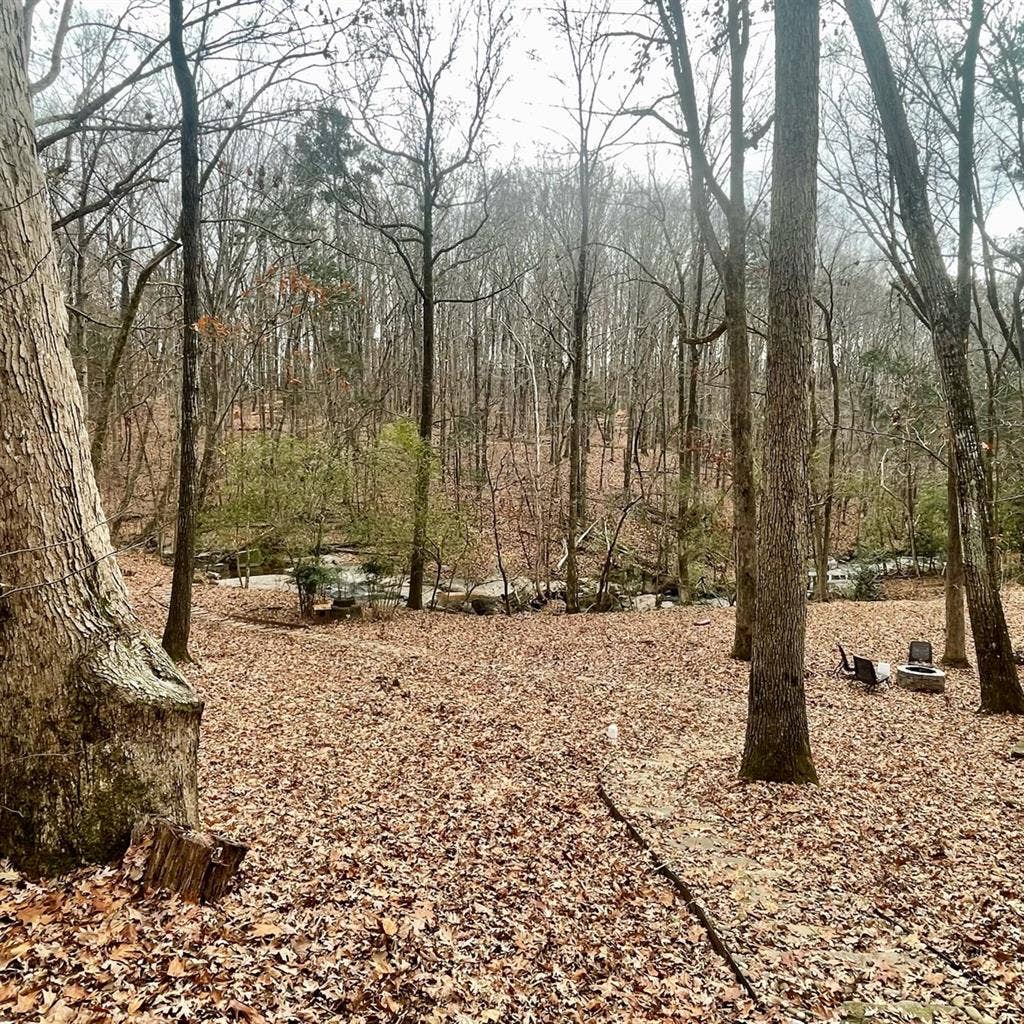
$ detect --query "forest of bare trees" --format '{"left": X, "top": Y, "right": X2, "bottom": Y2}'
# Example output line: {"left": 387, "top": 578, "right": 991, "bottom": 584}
{"left": 5, "top": 2, "right": 1024, "bottom": 1019}
{"left": 5, "top": 0, "right": 1024, "bottom": 854}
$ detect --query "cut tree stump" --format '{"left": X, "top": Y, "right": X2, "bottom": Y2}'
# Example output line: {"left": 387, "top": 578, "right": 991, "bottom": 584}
{"left": 143, "top": 819, "right": 247, "bottom": 904}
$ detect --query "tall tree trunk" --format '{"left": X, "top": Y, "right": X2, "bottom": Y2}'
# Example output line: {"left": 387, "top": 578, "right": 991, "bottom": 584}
{"left": 407, "top": 163, "right": 434, "bottom": 611}
{"left": 741, "top": 0, "right": 819, "bottom": 784}
{"left": 725, "top": 0, "right": 756, "bottom": 661}
{"left": 660, "top": 0, "right": 756, "bottom": 659}
{"left": 163, "top": 0, "right": 202, "bottom": 662}
{"left": 847, "top": 0, "right": 1024, "bottom": 713}
{"left": 0, "top": 0, "right": 201, "bottom": 874}
{"left": 941, "top": 0, "right": 980, "bottom": 669}
{"left": 566, "top": 148, "right": 591, "bottom": 614}
{"left": 819, "top": 289, "right": 840, "bottom": 602}
{"left": 677, "top": 309, "right": 693, "bottom": 602}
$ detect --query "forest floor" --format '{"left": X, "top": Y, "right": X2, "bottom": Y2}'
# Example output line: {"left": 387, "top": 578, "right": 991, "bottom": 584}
{"left": 1, "top": 558, "right": 1023, "bottom": 1024}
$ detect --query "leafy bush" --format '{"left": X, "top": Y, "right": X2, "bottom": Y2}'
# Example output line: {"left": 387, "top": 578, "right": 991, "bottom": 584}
{"left": 289, "top": 560, "right": 340, "bottom": 618}
{"left": 356, "top": 419, "right": 476, "bottom": 594}
{"left": 852, "top": 562, "right": 883, "bottom": 602}
{"left": 912, "top": 482, "right": 947, "bottom": 561}
{"left": 206, "top": 434, "right": 350, "bottom": 564}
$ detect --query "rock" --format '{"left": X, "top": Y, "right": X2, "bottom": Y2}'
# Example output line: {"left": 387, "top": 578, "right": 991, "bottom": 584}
{"left": 840, "top": 1000, "right": 953, "bottom": 1024}
{"left": 313, "top": 604, "right": 362, "bottom": 622}
{"left": 216, "top": 573, "right": 295, "bottom": 591}
{"left": 431, "top": 590, "right": 468, "bottom": 612}
{"left": 471, "top": 596, "right": 500, "bottom": 616}
{"left": 895, "top": 663, "right": 946, "bottom": 694}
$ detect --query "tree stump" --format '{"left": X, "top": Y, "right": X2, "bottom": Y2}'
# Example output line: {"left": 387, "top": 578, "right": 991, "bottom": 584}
{"left": 894, "top": 664, "right": 946, "bottom": 694}
{"left": 143, "top": 820, "right": 247, "bottom": 904}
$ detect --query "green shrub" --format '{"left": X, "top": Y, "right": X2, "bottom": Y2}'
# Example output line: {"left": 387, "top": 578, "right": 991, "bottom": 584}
{"left": 289, "top": 560, "right": 340, "bottom": 618}
{"left": 207, "top": 434, "right": 350, "bottom": 564}
{"left": 912, "top": 482, "right": 947, "bottom": 561}
{"left": 852, "top": 562, "right": 883, "bottom": 601}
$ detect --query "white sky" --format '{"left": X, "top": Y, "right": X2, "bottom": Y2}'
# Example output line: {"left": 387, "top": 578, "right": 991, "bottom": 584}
{"left": 33, "top": 0, "right": 1024, "bottom": 231}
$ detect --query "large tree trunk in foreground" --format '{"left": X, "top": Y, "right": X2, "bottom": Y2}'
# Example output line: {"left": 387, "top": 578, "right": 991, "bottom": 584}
{"left": 741, "top": 0, "right": 819, "bottom": 784}
{"left": 163, "top": 0, "right": 203, "bottom": 661}
{"left": 847, "top": 0, "right": 1024, "bottom": 713}
{"left": 0, "top": 0, "right": 202, "bottom": 875}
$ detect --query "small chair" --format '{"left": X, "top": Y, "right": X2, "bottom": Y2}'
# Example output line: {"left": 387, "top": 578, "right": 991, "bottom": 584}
{"left": 834, "top": 642, "right": 856, "bottom": 679}
{"left": 853, "top": 655, "right": 890, "bottom": 691}
{"left": 908, "top": 640, "right": 933, "bottom": 665}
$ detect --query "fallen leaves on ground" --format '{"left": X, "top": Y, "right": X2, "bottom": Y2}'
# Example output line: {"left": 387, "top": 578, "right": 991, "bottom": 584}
{"left": 605, "top": 596, "right": 1024, "bottom": 1023}
{"left": 1, "top": 558, "right": 1022, "bottom": 1023}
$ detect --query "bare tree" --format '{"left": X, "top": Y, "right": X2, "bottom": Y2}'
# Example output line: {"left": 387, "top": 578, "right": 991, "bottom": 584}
{"left": 653, "top": 0, "right": 761, "bottom": 659}
{"left": 163, "top": 0, "right": 203, "bottom": 662}
{"left": 339, "top": 0, "right": 510, "bottom": 609}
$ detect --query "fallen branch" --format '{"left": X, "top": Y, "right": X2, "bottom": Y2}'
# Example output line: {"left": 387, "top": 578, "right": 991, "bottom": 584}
{"left": 596, "top": 775, "right": 758, "bottom": 1003}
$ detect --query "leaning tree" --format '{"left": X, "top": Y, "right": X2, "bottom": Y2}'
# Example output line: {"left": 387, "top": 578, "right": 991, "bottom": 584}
{"left": 0, "top": 0, "right": 202, "bottom": 874}
{"left": 846, "top": 0, "right": 1024, "bottom": 714}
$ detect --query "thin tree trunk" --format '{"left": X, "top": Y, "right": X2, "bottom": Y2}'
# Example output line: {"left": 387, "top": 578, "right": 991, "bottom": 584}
{"left": 660, "top": 0, "right": 756, "bottom": 658}
{"left": 725, "top": 0, "right": 756, "bottom": 661}
{"left": 942, "top": 446, "right": 969, "bottom": 667}
{"left": 0, "top": 0, "right": 201, "bottom": 874}
{"left": 566, "top": 147, "right": 590, "bottom": 614}
{"left": 163, "top": 0, "right": 202, "bottom": 662}
{"left": 741, "top": 0, "right": 819, "bottom": 784}
{"left": 407, "top": 159, "right": 434, "bottom": 611}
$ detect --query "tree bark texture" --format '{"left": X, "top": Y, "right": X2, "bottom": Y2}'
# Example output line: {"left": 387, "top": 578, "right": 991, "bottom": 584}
{"left": 741, "top": 0, "right": 819, "bottom": 784}
{"left": 847, "top": 0, "right": 1024, "bottom": 713}
{"left": 143, "top": 819, "right": 246, "bottom": 904}
{"left": 942, "top": 445, "right": 969, "bottom": 667}
{"left": 724, "top": 0, "right": 756, "bottom": 661}
{"left": 0, "top": 0, "right": 202, "bottom": 874}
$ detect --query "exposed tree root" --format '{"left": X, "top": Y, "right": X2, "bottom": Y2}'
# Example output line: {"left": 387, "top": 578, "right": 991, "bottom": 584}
{"left": 596, "top": 774, "right": 759, "bottom": 1004}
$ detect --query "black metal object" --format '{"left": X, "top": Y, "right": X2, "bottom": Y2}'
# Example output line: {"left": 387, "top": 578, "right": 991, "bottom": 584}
{"left": 853, "top": 655, "right": 883, "bottom": 690}
{"left": 834, "top": 642, "right": 856, "bottom": 678}
{"left": 908, "top": 640, "right": 933, "bottom": 665}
